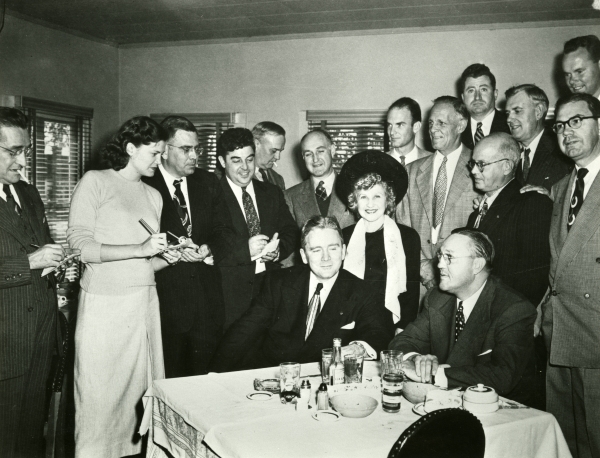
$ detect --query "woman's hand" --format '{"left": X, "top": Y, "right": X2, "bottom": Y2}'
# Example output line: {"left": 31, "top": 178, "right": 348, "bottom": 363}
{"left": 139, "top": 233, "right": 167, "bottom": 257}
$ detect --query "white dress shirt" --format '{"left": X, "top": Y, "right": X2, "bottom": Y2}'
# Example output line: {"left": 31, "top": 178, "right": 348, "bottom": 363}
{"left": 520, "top": 129, "right": 544, "bottom": 170}
{"left": 226, "top": 177, "right": 265, "bottom": 274}
{"left": 389, "top": 145, "right": 422, "bottom": 166}
{"left": 480, "top": 179, "right": 513, "bottom": 208}
{"left": 431, "top": 145, "right": 463, "bottom": 243}
{"left": 573, "top": 153, "right": 600, "bottom": 200}
{"left": 311, "top": 170, "right": 336, "bottom": 198}
{"left": 0, "top": 183, "right": 22, "bottom": 206}
{"left": 159, "top": 164, "right": 193, "bottom": 222}
{"left": 469, "top": 109, "right": 496, "bottom": 143}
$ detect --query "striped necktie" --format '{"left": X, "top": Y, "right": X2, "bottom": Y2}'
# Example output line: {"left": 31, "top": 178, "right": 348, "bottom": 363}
{"left": 474, "top": 122, "right": 484, "bottom": 144}
{"left": 173, "top": 179, "right": 192, "bottom": 237}
{"left": 305, "top": 283, "right": 323, "bottom": 340}
{"left": 3, "top": 184, "right": 22, "bottom": 216}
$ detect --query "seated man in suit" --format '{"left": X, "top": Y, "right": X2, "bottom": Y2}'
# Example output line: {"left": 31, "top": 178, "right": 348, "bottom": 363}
{"left": 386, "top": 97, "right": 431, "bottom": 167}
{"left": 210, "top": 215, "right": 394, "bottom": 372}
{"left": 505, "top": 84, "right": 572, "bottom": 191}
{"left": 467, "top": 132, "right": 552, "bottom": 306}
{"left": 253, "top": 121, "right": 287, "bottom": 190}
{"left": 389, "top": 230, "right": 537, "bottom": 405}
{"left": 216, "top": 127, "right": 298, "bottom": 330}
{"left": 460, "top": 63, "right": 511, "bottom": 150}
{"left": 285, "top": 129, "right": 355, "bottom": 230}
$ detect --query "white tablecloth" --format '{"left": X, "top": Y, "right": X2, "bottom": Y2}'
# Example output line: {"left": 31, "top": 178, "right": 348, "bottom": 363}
{"left": 141, "top": 362, "right": 571, "bottom": 458}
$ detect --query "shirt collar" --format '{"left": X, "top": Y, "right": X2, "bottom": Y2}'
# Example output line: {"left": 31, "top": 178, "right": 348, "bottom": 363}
{"left": 226, "top": 176, "right": 255, "bottom": 197}
{"left": 159, "top": 163, "right": 185, "bottom": 185}
{"left": 470, "top": 109, "right": 496, "bottom": 135}
{"left": 482, "top": 178, "right": 513, "bottom": 208}
{"left": 435, "top": 143, "right": 463, "bottom": 162}
{"left": 308, "top": 271, "right": 339, "bottom": 307}
{"left": 576, "top": 152, "right": 600, "bottom": 184}
{"left": 311, "top": 170, "right": 336, "bottom": 195}
{"left": 459, "top": 279, "right": 488, "bottom": 322}
{"left": 522, "top": 129, "right": 544, "bottom": 154}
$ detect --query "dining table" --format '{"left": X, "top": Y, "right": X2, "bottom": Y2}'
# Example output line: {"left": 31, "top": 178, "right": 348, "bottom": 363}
{"left": 140, "top": 361, "right": 572, "bottom": 458}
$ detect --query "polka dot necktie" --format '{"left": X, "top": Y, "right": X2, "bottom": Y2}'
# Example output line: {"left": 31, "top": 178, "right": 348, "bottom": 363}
{"left": 455, "top": 300, "right": 465, "bottom": 342}
{"left": 474, "top": 122, "right": 484, "bottom": 144}
{"left": 567, "top": 168, "right": 588, "bottom": 232}
{"left": 433, "top": 156, "right": 448, "bottom": 228}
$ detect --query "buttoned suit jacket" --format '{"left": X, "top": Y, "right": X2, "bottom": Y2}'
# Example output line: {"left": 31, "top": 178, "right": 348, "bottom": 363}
{"left": 399, "top": 145, "right": 482, "bottom": 260}
{"left": 389, "top": 276, "right": 536, "bottom": 404}
{"left": 466, "top": 179, "right": 552, "bottom": 306}
{"left": 461, "top": 109, "right": 511, "bottom": 151}
{"left": 142, "top": 169, "right": 234, "bottom": 335}
{"left": 516, "top": 128, "right": 573, "bottom": 191}
{"left": 284, "top": 172, "right": 356, "bottom": 230}
{"left": 217, "top": 177, "right": 299, "bottom": 329}
{"left": 209, "top": 266, "right": 394, "bottom": 372}
{"left": 542, "top": 169, "right": 600, "bottom": 368}
{"left": 0, "top": 181, "right": 57, "bottom": 380}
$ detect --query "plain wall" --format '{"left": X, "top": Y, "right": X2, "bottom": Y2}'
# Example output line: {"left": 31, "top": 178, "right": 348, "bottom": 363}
{"left": 0, "top": 14, "right": 120, "bottom": 160}
{"left": 119, "top": 24, "right": 599, "bottom": 187}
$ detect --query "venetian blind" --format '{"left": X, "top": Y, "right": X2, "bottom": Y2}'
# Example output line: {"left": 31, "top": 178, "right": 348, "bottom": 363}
{"left": 150, "top": 113, "right": 234, "bottom": 172}
{"left": 306, "top": 110, "right": 387, "bottom": 172}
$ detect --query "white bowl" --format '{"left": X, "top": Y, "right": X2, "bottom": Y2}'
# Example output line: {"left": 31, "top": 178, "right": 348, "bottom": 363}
{"left": 402, "top": 381, "right": 439, "bottom": 404}
{"left": 330, "top": 393, "right": 378, "bottom": 418}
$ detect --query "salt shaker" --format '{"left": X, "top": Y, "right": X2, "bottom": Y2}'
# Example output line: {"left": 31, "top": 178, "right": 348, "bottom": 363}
{"left": 317, "top": 382, "right": 329, "bottom": 410}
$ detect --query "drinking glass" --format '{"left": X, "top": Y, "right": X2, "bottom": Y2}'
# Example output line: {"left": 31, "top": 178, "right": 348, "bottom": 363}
{"left": 321, "top": 348, "right": 332, "bottom": 384}
{"left": 279, "top": 362, "right": 301, "bottom": 404}
{"left": 380, "top": 350, "right": 404, "bottom": 413}
{"left": 380, "top": 350, "right": 404, "bottom": 375}
{"left": 344, "top": 354, "right": 364, "bottom": 384}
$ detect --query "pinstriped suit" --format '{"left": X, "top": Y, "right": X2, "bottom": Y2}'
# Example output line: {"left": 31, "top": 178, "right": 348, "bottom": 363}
{"left": 542, "top": 168, "right": 600, "bottom": 456}
{"left": 0, "top": 180, "right": 57, "bottom": 458}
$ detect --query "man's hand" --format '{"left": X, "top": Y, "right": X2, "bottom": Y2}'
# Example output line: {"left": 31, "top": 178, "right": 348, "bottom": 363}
{"left": 261, "top": 233, "right": 280, "bottom": 262}
{"left": 420, "top": 259, "right": 437, "bottom": 287}
{"left": 181, "top": 243, "right": 211, "bottom": 263}
{"left": 404, "top": 354, "right": 439, "bottom": 383}
{"left": 473, "top": 195, "right": 484, "bottom": 210}
{"left": 28, "top": 244, "right": 65, "bottom": 270}
{"left": 520, "top": 184, "right": 550, "bottom": 196}
{"left": 249, "top": 234, "right": 269, "bottom": 258}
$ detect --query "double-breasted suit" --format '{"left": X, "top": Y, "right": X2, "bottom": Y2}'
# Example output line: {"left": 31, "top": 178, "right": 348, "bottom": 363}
{"left": 143, "top": 168, "right": 234, "bottom": 376}
{"left": 217, "top": 177, "right": 298, "bottom": 330}
{"left": 390, "top": 276, "right": 537, "bottom": 404}
{"left": 461, "top": 109, "right": 511, "bottom": 151}
{"left": 209, "top": 266, "right": 394, "bottom": 372}
{"left": 0, "top": 181, "right": 58, "bottom": 457}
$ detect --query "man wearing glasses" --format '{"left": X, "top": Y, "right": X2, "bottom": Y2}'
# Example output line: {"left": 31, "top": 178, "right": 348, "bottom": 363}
{"left": 0, "top": 107, "right": 66, "bottom": 456}
{"left": 542, "top": 93, "right": 600, "bottom": 457}
{"left": 142, "top": 115, "right": 234, "bottom": 377}
{"left": 389, "top": 229, "right": 537, "bottom": 405}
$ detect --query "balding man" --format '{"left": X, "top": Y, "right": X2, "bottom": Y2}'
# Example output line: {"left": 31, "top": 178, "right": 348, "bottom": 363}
{"left": 467, "top": 132, "right": 552, "bottom": 307}
{"left": 401, "top": 96, "right": 482, "bottom": 290}
{"left": 284, "top": 129, "right": 356, "bottom": 230}
{"left": 505, "top": 84, "right": 572, "bottom": 191}
{"left": 563, "top": 35, "right": 600, "bottom": 100}
{"left": 253, "top": 121, "right": 286, "bottom": 190}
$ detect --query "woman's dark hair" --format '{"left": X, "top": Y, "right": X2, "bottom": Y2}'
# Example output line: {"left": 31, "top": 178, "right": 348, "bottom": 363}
{"left": 101, "top": 116, "right": 168, "bottom": 171}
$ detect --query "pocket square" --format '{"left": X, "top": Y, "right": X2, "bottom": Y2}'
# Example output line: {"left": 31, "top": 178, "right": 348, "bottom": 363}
{"left": 477, "top": 349, "right": 492, "bottom": 356}
{"left": 341, "top": 321, "right": 355, "bottom": 330}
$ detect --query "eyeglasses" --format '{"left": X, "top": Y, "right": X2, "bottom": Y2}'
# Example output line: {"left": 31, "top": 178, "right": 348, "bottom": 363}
{"left": 0, "top": 144, "right": 33, "bottom": 158}
{"left": 436, "top": 252, "right": 474, "bottom": 265}
{"left": 167, "top": 144, "right": 204, "bottom": 156}
{"left": 552, "top": 115, "right": 599, "bottom": 134}
{"left": 467, "top": 158, "right": 509, "bottom": 172}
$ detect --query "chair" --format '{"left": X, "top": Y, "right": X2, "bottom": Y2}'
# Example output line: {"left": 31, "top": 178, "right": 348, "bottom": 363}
{"left": 388, "top": 408, "right": 485, "bottom": 458}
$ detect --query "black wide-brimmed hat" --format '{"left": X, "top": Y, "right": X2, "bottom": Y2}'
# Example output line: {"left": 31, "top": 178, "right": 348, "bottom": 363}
{"left": 336, "top": 149, "right": 408, "bottom": 206}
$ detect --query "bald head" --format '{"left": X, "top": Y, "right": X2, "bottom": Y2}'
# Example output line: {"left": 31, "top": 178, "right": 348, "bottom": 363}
{"left": 470, "top": 132, "right": 520, "bottom": 195}
{"left": 301, "top": 129, "right": 336, "bottom": 179}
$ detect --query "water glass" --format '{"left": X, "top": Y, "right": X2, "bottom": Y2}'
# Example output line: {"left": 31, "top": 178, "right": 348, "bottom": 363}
{"left": 380, "top": 350, "right": 404, "bottom": 376}
{"left": 344, "top": 354, "right": 364, "bottom": 384}
{"left": 279, "top": 362, "right": 301, "bottom": 404}
{"left": 321, "top": 348, "right": 332, "bottom": 384}
{"left": 381, "top": 350, "right": 404, "bottom": 413}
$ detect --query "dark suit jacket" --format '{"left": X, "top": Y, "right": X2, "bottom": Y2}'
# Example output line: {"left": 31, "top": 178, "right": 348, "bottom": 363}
{"left": 516, "top": 128, "right": 573, "bottom": 191}
{"left": 209, "top": 266, "right": 394, "bottom": 372}
{"left": 142, "top": 169, "right": 234, "bottom": 335}
{"left": 461, "top": 109, "right": 511, "bottom": 151}
{"left": 0, "top": 181, "right": 57, "bottom": 380}
{"left": 263, "top": 167, "right": 285, "bottom": 191}
{"left": 342, "top": 223, "right": 421, "bottom": 329}
{"left": 217, "top": 177, "right": 299, "bottom": 329}
{"left": 389, "top": 276, "right": 536, "bottom": 404}
{"left": 466, "top": 179, "right": 552, "bottom": 305}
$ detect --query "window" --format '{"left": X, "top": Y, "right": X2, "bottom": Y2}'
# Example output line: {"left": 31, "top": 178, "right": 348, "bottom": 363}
{"left": 306, "top": 110, "right": 387, "bottom": 172}
{"left": 13, "top": 97, "right": 93, "bottom": 281}
{"left": 149, "top": 112, "right": 235, "bottom": 172}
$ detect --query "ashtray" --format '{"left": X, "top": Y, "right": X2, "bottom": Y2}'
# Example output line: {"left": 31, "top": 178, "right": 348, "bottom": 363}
{"left": 312, "top": 410, "right": 341, "bottom": 422}
{"left": 254, "top": 378, "right": 280, "bottom": 393}
{"left": 246, "top": 391, "right": 274, "bottom": 401}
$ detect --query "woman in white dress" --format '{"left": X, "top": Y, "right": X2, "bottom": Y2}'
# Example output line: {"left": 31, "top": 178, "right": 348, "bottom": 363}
{"left": 67, "top": 116, "right": 180, "bottom": 457}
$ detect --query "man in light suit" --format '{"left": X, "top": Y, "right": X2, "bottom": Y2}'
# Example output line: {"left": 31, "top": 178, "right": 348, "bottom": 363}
{"left": 562, "top": 35, "right": 600, "bottom": 99}
{"left": 542, "top": 93, "right": 600, "bottom": 457}
{"left": 142, "top": 116, "right": 234, "bottom": 377}
{"left": 505, "top": 84, "right": 572, "bottom": 191}
{"left": 253, "top": 121, "right": 286, "bottom": 190}
{"left": 386, "top": 97, "right": 431, "bottom": 166}
{"left": 0, "top": 108, "right": 66, "bottom": 457}
{"left": 216, "top": 127, "right": 298, "bottom": 330}
{"left": 400, "top": 96, "right": 482, "bottom": 290}
{"left": 209, "top": 216, "right": 393, "bottom": 372}
{"left": 390, "top": 230, "right": 537, "bottom": 405}
{"left": 459, "top": 63, "right": 511, "bottom": 151}
{"left": 285, "top": 129, "right": 355, "bottom": 230}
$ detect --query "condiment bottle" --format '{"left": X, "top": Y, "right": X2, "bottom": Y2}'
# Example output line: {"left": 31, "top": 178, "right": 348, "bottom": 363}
{"left": 299, "top": 380, "right": 311, "bottom": 405}
{"left": 328, "top": 338, "right": 344, "bottom": 385}
{"left": 317, "top": 382, "right": 329, "bottom": 410}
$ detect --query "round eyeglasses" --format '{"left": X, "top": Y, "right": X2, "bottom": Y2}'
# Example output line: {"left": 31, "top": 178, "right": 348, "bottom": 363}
{"left": 436, "top": 252, "right": 474, "bottom": 265}
{"left": 167, "top": 144, "right": 204, "bottom": 156}
{"left": 552, "top": 115, "right": 599, "bottom": 135}
{"left": 467, "top": 158, "right": 509, "bottom": 172}
{"left": 0, "top": 144, "right": 33, "bottom": 158}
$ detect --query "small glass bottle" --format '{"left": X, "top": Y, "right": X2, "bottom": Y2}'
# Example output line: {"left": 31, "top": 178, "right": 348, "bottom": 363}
{"left": 328, "top": 338, "right": 345, "bottom": 385}
{"left": 317, "top": 382, "right": 329, "bottom": 410}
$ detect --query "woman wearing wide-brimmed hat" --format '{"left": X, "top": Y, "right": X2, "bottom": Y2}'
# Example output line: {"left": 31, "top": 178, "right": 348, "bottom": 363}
{"left": 337, "top": 150, "right": 421, "bottom": 332}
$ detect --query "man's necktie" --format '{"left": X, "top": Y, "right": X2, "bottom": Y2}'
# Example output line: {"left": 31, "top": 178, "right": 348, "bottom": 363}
{"left": 473, "top": 199, "right": 488, "bottom": 229}
{"left": 242, "top": 186, "right": 261, "bottom": 237}
{"left": 432, "top": 156, "right": 448, "bottom": 228}
{"left": 522, "top": 148, "right": 531, "bottom": 182}
{"left": 258, "top": 168, "right": 271, "bottom": 185}
{"left": 400, "top": 155, "right": 406, "bottom": 168}
{"left": 3, "top": 184, "right": 22, "bottom": 216}
{"left": 474, "top": 122, "right": 484, "bottom": 144}
{"left": 455, "top": 300, "right": 465, "bottom": 342}
{"left": 315, "top": 181, "right": 327, "bottom": 201}
{"left": 305, "top": 283, "right": 323, "bottom": 340}
{"left": 173, "top": 179, "right": 192, "bottom": 237}
{"left": 567, "top": 168, "right": 588, "bottom": 232}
